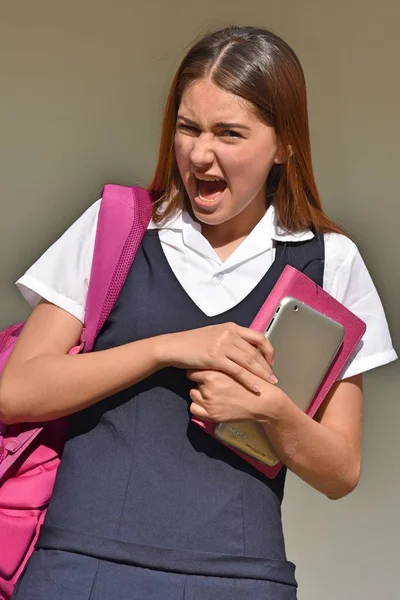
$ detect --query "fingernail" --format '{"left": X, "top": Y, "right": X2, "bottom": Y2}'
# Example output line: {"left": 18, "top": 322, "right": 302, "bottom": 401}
{"left": 252, "top": 384, "right": 262, "bottom": 393}
{"left": 269, "top": 374, "right": 278, "bottom": 384}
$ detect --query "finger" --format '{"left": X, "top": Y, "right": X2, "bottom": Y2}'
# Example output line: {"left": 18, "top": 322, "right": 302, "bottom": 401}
{"left": 187, "top": 369, "right": 211, "bottom": 383}
{"left": 226, "top": 345, "right": 278, "bottom": 385}
{"left": 189, "top": 387, "right": 204, "bottom": 405}
{"left": 189, "top": 389, "right": 212, "bottom": 419}
{"left": 235, "top": 325, "right": 275, "bottom": 366}
{"left": 216, "top": 357, "right": 265, "bottom": 393}
{"left": 258, "top": 337, "right": 275, "bottom": 367}
{"left": 189, "top": 402, "right": 214, "bottom": 421}
{"left": 231, "top": 336, "right": 274, "bottom": 374}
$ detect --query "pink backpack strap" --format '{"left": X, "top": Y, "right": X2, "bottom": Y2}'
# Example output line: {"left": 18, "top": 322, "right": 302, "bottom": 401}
{"left": 78, "top": 184, "right": 152, "bottom": 353}
{"left": 0, "top": 185, "right": 152, "bottom": 478}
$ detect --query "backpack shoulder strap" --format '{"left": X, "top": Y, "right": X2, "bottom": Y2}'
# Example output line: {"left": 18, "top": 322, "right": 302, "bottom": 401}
{"left": 82, "top": 185, "right": 152, "bottom": 352}
{"left": 0, "top": 186, "right": 152, "bottom": 478}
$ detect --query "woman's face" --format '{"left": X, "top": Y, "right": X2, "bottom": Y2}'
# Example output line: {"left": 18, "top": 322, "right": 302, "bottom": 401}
{"left": 174, "top": 77, "right": 283, "bottom": 229}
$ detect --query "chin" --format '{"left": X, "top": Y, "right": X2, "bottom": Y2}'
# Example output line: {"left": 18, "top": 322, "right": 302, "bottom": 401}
{"left": 189, "top": 204, "right": 231, "bottom": 227}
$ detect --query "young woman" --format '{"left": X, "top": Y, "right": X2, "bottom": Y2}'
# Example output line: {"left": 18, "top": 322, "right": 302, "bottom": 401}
{"left": 1, "top": 25, "right": 396, "bottom": 600}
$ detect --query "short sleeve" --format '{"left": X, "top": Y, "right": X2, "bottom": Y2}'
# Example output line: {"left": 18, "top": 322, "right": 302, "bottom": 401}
{"left": 324, "top": 233, "right": 397, "bottom": 380}
{"left": 16, "top": 199, "right": 101, "bottom": 323}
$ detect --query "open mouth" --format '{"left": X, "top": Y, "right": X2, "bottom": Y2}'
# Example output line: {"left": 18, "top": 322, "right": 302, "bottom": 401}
{"left": 195, "top": 175, "right": 227, "bottom": 202}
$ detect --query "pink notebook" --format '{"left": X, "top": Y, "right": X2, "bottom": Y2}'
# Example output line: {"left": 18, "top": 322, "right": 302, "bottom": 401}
{"left": 191, "top": 265, "right": 366, "bottom": 478}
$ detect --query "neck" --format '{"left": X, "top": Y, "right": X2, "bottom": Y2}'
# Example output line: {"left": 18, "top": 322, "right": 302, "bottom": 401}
{"left": 201, "top": 200, "right": 267, "bottom": 262}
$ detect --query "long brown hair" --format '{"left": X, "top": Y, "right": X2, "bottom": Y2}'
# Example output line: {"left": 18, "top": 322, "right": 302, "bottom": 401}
{"left": 149, "top": 26, "right": 344, "bottom": 235}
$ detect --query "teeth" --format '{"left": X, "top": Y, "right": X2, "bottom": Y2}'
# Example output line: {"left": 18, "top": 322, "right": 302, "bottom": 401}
{"left": 195, "top": 175, "right": 224, "bottom": 182}
{"left": 198, "top": 194, "right": 219, "bottom": 203}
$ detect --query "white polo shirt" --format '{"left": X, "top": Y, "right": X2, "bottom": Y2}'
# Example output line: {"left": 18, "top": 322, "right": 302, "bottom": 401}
{"left": 16, "top": 199, "right": 397, "bottom": 381}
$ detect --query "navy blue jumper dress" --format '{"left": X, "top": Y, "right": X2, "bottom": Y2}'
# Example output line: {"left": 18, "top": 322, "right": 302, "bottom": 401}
{"left": 13, "top": 230, "right": 324, "bottom": 600}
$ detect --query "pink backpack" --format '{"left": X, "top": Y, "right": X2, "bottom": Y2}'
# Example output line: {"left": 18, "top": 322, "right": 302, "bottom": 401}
{"left": 0, "top": 185, "right": 152, "bottom": 599}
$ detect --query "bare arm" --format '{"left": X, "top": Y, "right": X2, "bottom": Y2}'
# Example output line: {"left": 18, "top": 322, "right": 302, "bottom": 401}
{"left": 188, "top": 371, "right": 363, "bottom": 499}
{"left": 0, "top": 301, "right": 164, "bottom": 423}
{"left": 259, "top": 375, "right": 363, "bottom": 499}
{"left": 0, "top": 301, "right": 275, "bottom": 424}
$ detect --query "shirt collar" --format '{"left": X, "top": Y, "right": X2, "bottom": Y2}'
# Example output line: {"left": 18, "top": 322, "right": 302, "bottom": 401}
{"left": 149, "top": 203, "right": 314, "bottom": 266}
{"left": 270, "top": 205, "right": 315, "bottom": 243}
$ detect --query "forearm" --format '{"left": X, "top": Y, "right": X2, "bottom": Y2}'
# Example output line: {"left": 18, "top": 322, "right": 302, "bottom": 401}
{"left": 260, "top": 391, "right": 360, "bottom": 499}
{"left": 0, "top": 336, "right": 166, "bottom": 423}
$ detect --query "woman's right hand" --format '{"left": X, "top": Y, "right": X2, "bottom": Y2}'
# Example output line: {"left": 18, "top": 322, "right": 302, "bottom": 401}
{"left": 157, "top": 323, "right": 277, "bottom": 392}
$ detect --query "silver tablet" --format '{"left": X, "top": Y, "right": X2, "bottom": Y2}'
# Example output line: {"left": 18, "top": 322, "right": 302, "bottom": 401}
{"left": 214, "top": 297, "right": 345, "bottom": 466}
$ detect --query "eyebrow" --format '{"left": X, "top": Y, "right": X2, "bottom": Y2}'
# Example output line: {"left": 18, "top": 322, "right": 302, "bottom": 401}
{"left": 176, "top": 115, "right": 251, "bottom": 131}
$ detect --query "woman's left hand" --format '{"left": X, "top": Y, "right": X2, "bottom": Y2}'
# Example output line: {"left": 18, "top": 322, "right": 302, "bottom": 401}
{"left": 187, "top": 369, "right": 285, "bottom": 423}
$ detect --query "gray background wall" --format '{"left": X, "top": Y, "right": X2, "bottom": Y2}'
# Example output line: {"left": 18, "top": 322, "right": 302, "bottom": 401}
{"left": 1, "top": 1, "right": 399, "bottom": 598}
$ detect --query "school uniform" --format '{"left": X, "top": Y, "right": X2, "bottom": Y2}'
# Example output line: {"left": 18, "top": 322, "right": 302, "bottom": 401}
{"left": 12, "top": 201, "right": 397, "bottom": 599}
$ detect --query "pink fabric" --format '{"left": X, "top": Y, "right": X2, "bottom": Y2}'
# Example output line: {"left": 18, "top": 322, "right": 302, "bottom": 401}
{"left": 0, "top": 186, "right": 151, "bottom": 599}
{"left": 84, "top": 185, "right": 152, "bottom": 350}
{"left": 0, "top": 419, "right": 67, "bottom": 597}
{"left": 192, "top": 265, "right": 366, "bottom": 479}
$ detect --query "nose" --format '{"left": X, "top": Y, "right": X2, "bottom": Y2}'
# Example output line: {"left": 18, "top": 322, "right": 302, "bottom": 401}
{"left": 189, "top": 134, "right": 215, "bottom": 169}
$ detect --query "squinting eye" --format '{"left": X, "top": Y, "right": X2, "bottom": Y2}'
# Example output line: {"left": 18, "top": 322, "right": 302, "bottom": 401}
{"left": 177, "top": 124, "right": 199, "bottom": 135}
{"left": 220, "top": 130, "right": 242, "bottom": 138}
